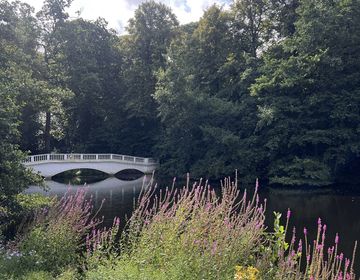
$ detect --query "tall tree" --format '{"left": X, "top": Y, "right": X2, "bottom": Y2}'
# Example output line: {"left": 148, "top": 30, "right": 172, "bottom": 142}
{"left": 155, "top": 5, "right": 261, "bottom": 180}
{"left": 0, "top": 1, "right": 42, "bottom": 221}
{"left": 35, "top": 0, "right": 73, "bottom": 152}
{"left": 59, "top": 18, "right": 124, "bottom": 152}
{"left": 251, "top": 0, "right": 360, "bottom": 186}
{"left": 120, "top": 1, "right": 179, "bottom": 156}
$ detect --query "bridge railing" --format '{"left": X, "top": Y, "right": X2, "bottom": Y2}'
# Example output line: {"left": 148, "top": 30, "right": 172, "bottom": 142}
{"left": 23, "top": 154, "right": 158, "bottom": 165}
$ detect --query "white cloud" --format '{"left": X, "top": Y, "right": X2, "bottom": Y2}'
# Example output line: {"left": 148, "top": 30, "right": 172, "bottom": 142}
{"left": 21, "top": 0, "right": 231, "bottom": 34}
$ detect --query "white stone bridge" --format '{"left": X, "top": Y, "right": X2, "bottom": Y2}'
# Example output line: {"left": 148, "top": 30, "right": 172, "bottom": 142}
{"left": 23, "top": 153, "right": 158, "bottom": 179}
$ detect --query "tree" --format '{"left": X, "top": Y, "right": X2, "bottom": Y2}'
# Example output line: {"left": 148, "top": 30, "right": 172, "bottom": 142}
{"left": 251, "top": 0, "right": 360, "bottom": 186}
{"left": 58, "top": 18, "right": 124, "bottom": 152}
{"left": 35, "top": 0, "right": 73, "bottom": 152}
{"left": 155, "top": 5, "right": 261, "bottom": 180}
{"left": 0, "top": 1, "right": 43, "bottom": 222}
{"left": 120, "top": 1, "right": 179, "bottom": 156}
{"left": 0, "top": 68, "right": 42, "bottom": 202}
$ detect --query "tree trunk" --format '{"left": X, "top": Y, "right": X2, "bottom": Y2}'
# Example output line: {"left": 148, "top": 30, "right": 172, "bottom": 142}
{"left": 44, "top": 111, "right": 51, "bottom": 152}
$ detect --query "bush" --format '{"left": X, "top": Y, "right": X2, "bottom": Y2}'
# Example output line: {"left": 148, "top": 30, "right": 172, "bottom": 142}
{"left": 86, "top": 177, "right": 266, "bottom": 279}
{"left": 0, "top": 188, "right": 101, "bottom": 278}
{"left": 20, "top": 270, "right": 54, "bottom": 280}
{"left": 15, "top": 193, "right": 54, "bottom": 212}
{"left": 85, "top": 176, "right": 357, "bottom": 280}
{"left": 0, "top": 193, "right": 53, "bottom": 239}
{"left": 19, "top": 223, "right": 78, "bottom": 274}
{"left": 259, "top": 213, "right": 358, "bottom": 280}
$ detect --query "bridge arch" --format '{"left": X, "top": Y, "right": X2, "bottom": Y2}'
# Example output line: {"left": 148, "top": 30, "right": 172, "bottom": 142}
{"left": 115, "top": 168, "right": 145, "bottom": 180}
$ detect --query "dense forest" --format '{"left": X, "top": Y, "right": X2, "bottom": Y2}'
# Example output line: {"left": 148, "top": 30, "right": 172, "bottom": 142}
{"left": 1, "top": 0, "right": 360, "bottom": 188}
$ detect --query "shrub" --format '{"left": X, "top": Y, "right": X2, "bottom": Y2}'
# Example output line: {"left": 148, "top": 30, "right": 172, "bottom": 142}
{"left": 85, "top": 176, "right": 357, "bottom": 280}
{"left": 1, "top": 187, "right": 101, "bottom": 278}
{"left": 86, "top": 176, "right": 266, "bottom": 279}
{"left": 56, "top": 267, "right": 79, "bottom": 280}
{"left": 15, "top": 193, "right": 54, "bottom": 213}
{"left": 20, "top": 270, "right": 54, "bottom": 280}
{"left": 258, "top": 212, "right": 357, "bottom": 279}
{"left": 0, "top": 193, "right": 53, "bottom": 239}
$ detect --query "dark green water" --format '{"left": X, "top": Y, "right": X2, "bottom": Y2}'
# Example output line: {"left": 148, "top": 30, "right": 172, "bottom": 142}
{"left": 26, "top": 176, "right": 360, "bottom": 273}
{"left": 261, "top": 188, "right": 360, "bottom": 263}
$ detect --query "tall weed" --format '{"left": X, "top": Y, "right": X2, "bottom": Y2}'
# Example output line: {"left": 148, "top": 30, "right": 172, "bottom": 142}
{"left": 1, "top": 187, "right": 101, "bottom": 277}
{"left": 86, "top": 176, "right": 266, "bottom": 279}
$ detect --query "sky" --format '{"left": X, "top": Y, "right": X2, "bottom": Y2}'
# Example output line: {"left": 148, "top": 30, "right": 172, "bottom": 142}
{"left": 22, "top": 0, "right": 231, "bottom": 34}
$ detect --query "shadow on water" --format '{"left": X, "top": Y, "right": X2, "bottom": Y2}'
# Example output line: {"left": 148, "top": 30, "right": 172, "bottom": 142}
{"left": 115, "top": 169, "right": 145, "bottom": 181}
{"left": 51, "top": 169, "right": 109, "bottom": 185}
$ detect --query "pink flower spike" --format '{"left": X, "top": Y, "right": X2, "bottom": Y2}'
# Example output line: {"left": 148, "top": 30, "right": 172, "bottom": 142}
{"left": 211, "top": 241, "right": 218, "bottom": 255}
{"left": 304, "top": 227, "right": 307, "bottom": 236}
{"left": 335, "top": 233, "right": 339, "bottom": 244}
{"left": 340, "top": 253, "right": 344, "bottom": 261}
{"left": 287, "top": 208, "right": 291, "bottom": 219}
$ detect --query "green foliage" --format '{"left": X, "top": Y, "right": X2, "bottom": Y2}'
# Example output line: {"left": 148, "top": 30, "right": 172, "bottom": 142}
{"left": 19, "top": 223, "right": 78, "bottom": 275}
{"left": 0, "top": 178, "right": 357, "bottom": 279}
{"left": 153, "top": 0, "right": 360, "bottom": 186}
{"left": 15, "top": 193, "right": 54, "bottom": 212}
{"left": 119, "top": 0, "right": 179, "bottom": 156}
{"left": 269, "top": 157, "right": 333, "bottom": 186}
{"left": 251, "top": 0, "right": 360, "bottom": 186}
{"left": 21, "top": 271, "right": 54, "bottom": 280}
{"left": 0, "top": 257, "right": 77, "bottom": 280}
{"left": 272, "top": 212, "right": 289, "bottom": 254}
{"left": 55, "top": 268, "right": 79, "bottom": 280}
{"left": 0, "top": 22, "right": 44, "bottom": 231}
{"left": 86, "top": 179, "right": 266, "bottom": 280}
{"left": 58, "top": 18, "right": 123, "bottom": 153}
{"left": 154, "top": 4, "right": 261, "bottom": 181}
{"left": 0, "top": 189, "right": 97, "bottom": 278}
{"left": 1, "top": 0, "right": 360, "bottom": 198}
{"left": 1, "top": 193, "right": 53, "bottom": 239}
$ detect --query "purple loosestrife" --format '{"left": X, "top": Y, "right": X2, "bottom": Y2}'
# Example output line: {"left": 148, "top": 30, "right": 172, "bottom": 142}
{"left": 85, "top": 216, "right": 121, "bottom": 267}
{"left": 15, "top": 187, "right": 103, "bottom": 274}
{"left": 83, "top": 175, "right": 358, "bottom": 280}
{"left": 270, "top": 218, "right": 357, "bottom": 280}
{"left": 119, "top": 175, "right": 267, "bottom": 279}
{"left": 24, "top": 187, "right": 103, "bottom": 236}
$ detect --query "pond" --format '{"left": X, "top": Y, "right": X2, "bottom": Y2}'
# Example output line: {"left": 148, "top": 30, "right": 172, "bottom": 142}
{"left": 26, "top": 176, "right": 360, "bottom": 273}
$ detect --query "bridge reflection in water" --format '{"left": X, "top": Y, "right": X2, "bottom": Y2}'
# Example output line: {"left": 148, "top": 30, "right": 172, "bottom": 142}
{"left": 25, "top": 176, "right": 153, "bottom": 225}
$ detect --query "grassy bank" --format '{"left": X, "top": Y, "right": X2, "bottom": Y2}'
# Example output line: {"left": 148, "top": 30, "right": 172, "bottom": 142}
{"left": 0, "top": 177, "right": 357, "bottom": 279}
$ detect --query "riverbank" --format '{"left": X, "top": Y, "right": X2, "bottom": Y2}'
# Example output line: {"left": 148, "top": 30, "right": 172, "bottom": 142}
{"left": 1, "top": 177, "right": 357, "bottom": 279}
